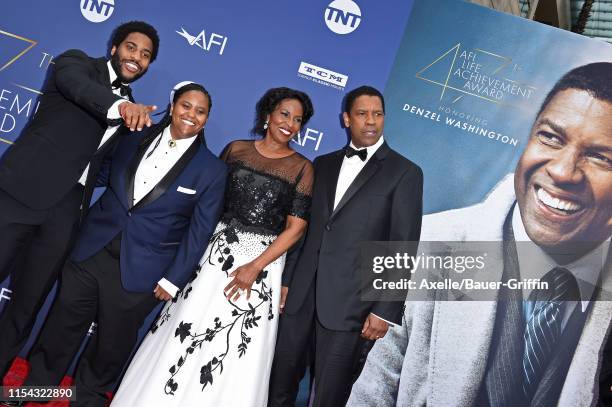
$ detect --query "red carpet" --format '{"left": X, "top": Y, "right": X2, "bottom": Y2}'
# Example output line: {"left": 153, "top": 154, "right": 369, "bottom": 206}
{"left": 2, "top": 358, "right": 112, "bottom": 406}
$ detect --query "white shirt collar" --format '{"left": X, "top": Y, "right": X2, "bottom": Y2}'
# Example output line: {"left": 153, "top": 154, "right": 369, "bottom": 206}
{"left": 107, "top": 60, "right": 119, "bottom": 85}
{"left": 348, "top": 135, "right": 385, "bottom": 163}
{"left": 512, "top": 205, "right": 610, "bottom": 311}
{"left": 159, "top": 125, "right": 198, "bottom": 150}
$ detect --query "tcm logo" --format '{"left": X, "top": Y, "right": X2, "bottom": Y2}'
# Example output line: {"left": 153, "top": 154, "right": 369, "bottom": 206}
{"left": 176, "top": 27, "right": 228, "bottom": 56}
{"left": 298, "top": 62, "right": 348, "bottom": 91}
{"left": 325, "top": 0, "right": 362, "bottom": 35}
{"left": 292, "top": 128, "right": 324, "bottom": 151}
{"left": 0, "top": 288, "right": 11, "bottom": 303}
{"left": 80, "top": 0, "right": 114, "bottom": 23}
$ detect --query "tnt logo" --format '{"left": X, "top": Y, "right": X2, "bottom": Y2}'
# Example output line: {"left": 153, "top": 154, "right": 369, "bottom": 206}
{"left": 80, "top": 0, "right": 115, "bottom": 23}
{"left": 325, "top": 0, "right": 362, "bottom": 35}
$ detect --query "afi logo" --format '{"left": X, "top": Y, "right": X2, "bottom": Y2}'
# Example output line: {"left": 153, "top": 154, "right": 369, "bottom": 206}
{"left": 325, "top": 0, "right": 362, "bottom": 35}
{"left": 176, "top": 27, "right": 228, "bottom": 56}
{"left": 292, "top": 128, "right": 324, "bottom": 151}
{"left": 80, "top": 0, "right": 115, "bottom": 23}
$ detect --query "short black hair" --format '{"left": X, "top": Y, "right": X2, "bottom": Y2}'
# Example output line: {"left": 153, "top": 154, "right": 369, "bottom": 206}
{"left": 111, "top": 21, "right": 160, "bottom": 62}
{"left": 252, "top": 87, "right": 314, "bottom": 136}
{"left": 344, "top": 85, "right": 385, "bottom": 114}
{"left": 173, "top": 83, "right": 212, "bottom": 113}
{"left": 537, "top": 62, "right": 612, "bottom": 117}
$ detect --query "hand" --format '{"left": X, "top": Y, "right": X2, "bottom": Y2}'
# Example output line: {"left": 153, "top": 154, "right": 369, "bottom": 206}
{"left": 119, "top": 102, "right": 157, "bottom": 131}
{"left": 279, "top": 286, "right": 289, "bottom": 313}
{"left": 224, "top": 262, "right": 261, "bottom": 301}
{"left": 153, "top": 284, "right": 172, "bottom": 301}
{"left": 361, "top": 313, "right": 389, "bottom": 341}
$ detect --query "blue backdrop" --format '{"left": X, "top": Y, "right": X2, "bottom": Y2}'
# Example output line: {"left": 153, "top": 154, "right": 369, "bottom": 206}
{"left": 0, "top": 0, "right": 414, "bottom": 158}
{"left": 1, "top": 0, "right": 611, "bottom": 400}
{"left": 0, "top": 0, "right": 417, "bottom": 389}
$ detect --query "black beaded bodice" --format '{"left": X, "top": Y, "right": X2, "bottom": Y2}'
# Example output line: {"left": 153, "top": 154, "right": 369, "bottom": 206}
{"left": 220, "top": 140, "right": 313, "bottom": 235}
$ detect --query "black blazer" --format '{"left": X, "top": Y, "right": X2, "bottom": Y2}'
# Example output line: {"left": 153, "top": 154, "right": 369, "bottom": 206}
{"left": 283, "top": 141, "right": 423, "bottom": 331}
{"left": 0, "top": 49, "right": 125, "bottom": 212}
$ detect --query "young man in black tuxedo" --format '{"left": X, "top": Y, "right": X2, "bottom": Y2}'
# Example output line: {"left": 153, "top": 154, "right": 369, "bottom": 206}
{"left": 269, "top": 86, "right": 423, "bottom": 407}
{"left": 0, "top": 20, "right": 159, "bottom": 380}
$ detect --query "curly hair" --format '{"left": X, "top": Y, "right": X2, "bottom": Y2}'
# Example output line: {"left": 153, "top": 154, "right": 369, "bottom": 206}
{"left": 111, "top": 21, "right": 160, "bottom": 62}
{"left": 252, "top": 87, "right": 314, "bottom": 136}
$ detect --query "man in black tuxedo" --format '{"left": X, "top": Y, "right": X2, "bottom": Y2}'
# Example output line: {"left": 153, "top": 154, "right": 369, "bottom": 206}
{"left": 269, "top": 86, "right": 423, "bottom": 407}
{"left": 0, "top": 21, "right": 159, "bottom": 379}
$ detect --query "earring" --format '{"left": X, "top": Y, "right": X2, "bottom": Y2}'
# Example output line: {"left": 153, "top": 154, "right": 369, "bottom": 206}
{"left": 263, "top": 120, "right": 269, "bottom": 130}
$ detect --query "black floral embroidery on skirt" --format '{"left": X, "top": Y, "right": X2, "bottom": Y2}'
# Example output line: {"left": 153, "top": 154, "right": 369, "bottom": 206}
{"left": 158, "top": 226, "right": 274, "bottom": 395}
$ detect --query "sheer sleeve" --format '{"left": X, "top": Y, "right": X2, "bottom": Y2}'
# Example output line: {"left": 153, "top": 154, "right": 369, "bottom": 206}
{"left": 219, "top": 141, "right": 234, "bottom": 162}
{"left": 289, "top": 160, "right": 314, "bottom": 221}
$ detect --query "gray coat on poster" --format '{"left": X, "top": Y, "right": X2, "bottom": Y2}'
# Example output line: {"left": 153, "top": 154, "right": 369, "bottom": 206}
{"left": 347, "top": 175, "right": 612, "bottom": 407}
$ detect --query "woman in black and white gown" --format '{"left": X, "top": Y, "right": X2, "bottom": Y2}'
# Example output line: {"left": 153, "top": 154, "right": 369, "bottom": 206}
{"left": 112, "top": 87, "right": 314, "bottom": 407}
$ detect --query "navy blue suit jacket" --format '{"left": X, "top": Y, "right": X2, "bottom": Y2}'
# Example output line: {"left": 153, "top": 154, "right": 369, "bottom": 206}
{"left": 71, "top": 129, "right": 227, "bottom": 292}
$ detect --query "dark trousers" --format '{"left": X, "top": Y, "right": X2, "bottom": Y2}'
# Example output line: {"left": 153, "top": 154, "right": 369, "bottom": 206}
{"left": 25, "top": 236, "right": 160, "bottom": 407}
{"left": 0, "top": 185, "right": 83, "bottom": 377}
{"left": 269, "top": 287, "right": 373, "bottom": 407}
{"left": 269, "top": 288, "right": 315, "bottom": 407}
{"left": 312, "top": 320, "right": 372, "bottom": 407}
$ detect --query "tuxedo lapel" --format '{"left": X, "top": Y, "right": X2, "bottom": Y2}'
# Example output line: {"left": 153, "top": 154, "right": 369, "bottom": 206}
{"left": 325, "top": 151, "right": 344, "bottom": 217}
{"left": 132, "top": 137, "right": 201, "bottom": 210}
{"left": 93, "top": 127, "right": 125, "bottom": 160}
{"left": 94, "top": 57, "right": 110, "bottom": 88}
{"left": 330, "top": 159, "right": 379, "bottom": 221}
{"left": 92, "top": 57, "right": 131, "bottom": 154}
{"left": 482, "top": 214, "right": 527, "bottom": 406}
{"left": 125, "top": 136, "right": 154, "bottom": 209}
{"left": 329, "top": 142, "right": 389, "bottom": 222}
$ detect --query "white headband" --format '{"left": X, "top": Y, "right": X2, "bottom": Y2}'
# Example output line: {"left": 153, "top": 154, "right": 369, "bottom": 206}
{"left": 169, "top": 80, "right": 196, "bottom": 104}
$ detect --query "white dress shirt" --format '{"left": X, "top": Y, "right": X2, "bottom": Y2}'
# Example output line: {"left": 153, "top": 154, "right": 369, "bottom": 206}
{"left": 334, "top": 136, "right": 385, "bottom": 208}
{"left": 77, "top": 61, "right": 129, "bottom": 185}
{"left": 333, "top": 136, "right": 394, "bottom": 327}
{"left": 513, "top": 206, "right": 610, "bottom": 330}
{"left": 134, "top": 126, "right": 198, "bottom": 298}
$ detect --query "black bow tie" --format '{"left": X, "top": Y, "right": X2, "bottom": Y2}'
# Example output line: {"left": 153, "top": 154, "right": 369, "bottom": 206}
{"left": 345, "top": 146, "right": 367, "bottom": 161}
{"left": 111, "top": 78, "right": 132, "bottom": 99}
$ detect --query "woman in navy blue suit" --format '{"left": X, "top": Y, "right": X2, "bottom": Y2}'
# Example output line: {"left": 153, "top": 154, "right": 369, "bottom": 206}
{"left": 21, "top": 82, "right": 227, "bottom": 407}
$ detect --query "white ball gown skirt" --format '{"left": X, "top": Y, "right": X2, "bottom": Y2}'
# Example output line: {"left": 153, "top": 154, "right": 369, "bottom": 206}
{"left": 112, "top": 220, "right": 284, "bottom": 407}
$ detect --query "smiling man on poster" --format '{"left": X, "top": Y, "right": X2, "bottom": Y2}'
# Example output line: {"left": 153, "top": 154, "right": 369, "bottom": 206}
{"left": 349, "top": 62, "right": 612, "bottom": 406}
